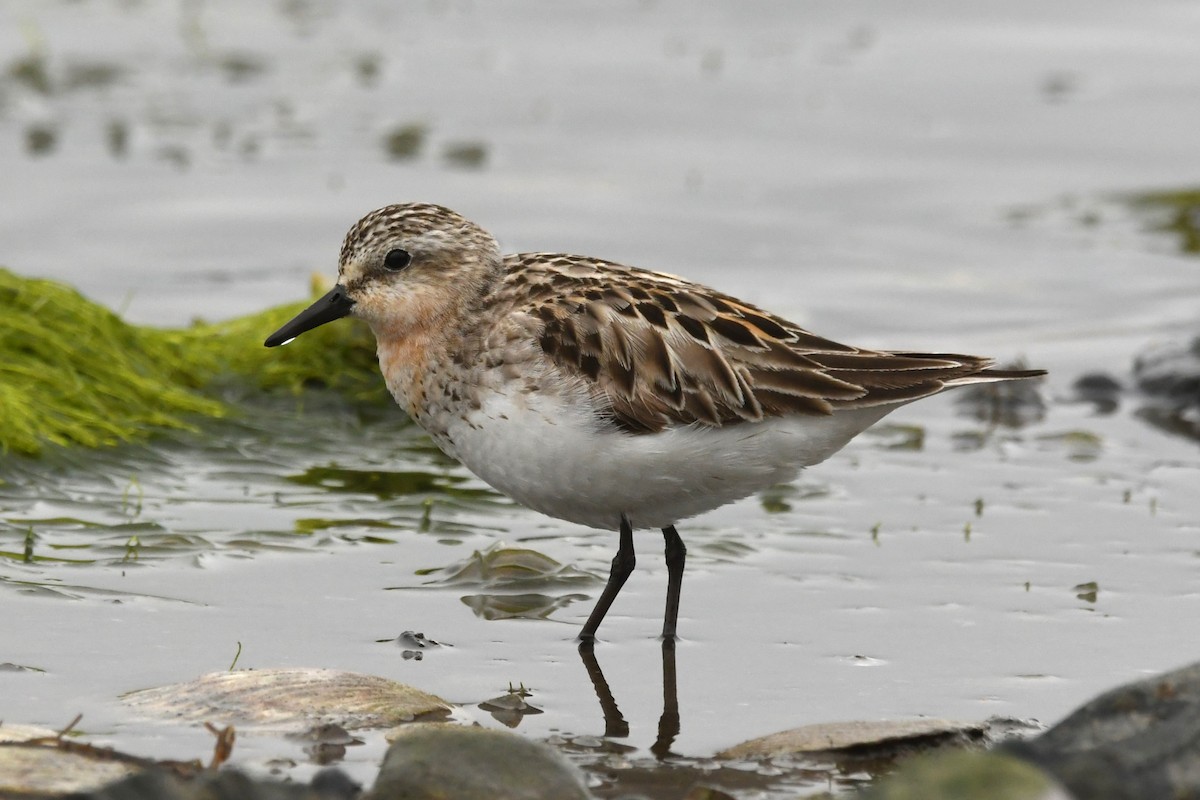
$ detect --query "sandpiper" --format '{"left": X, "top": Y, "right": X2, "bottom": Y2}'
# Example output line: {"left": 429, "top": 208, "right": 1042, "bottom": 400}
{"left": 265, "top": 203, "right": 1044, "bottom": 642}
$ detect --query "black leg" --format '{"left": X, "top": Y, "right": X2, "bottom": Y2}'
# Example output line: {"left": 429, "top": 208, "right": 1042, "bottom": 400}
{"left": 661, "top": 525, "right": 686, "bottom": 641}
{"left": 578, "top": 514, "right": 636, "bottom": 642}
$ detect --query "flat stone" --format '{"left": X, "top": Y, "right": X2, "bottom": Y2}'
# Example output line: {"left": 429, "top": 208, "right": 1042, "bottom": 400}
{"left": 0, "top": 743, "right": 140, "bottom": 796}
{"left": 0, "top": 723, "right": 58, "bottom": 743}
{"left": 122, "top": 668, "right": 452, "bottom": 732}
{"left": 718, "top": 718, "right": 989, "bottom": 760}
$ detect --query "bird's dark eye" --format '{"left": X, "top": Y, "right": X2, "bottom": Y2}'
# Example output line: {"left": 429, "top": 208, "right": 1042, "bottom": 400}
{"left": 383, "top": 248, "right": 412, "bottom": 271}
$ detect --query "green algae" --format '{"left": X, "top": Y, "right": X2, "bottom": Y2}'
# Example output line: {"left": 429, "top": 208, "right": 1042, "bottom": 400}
{"left": 383, "top": 123, "right": 427, "bottom": 160}
{"left": 0, "top": 268, "right": 386, "bottom": 457}
{"left": 1128, "top": 187, "right": 1200, "bottom": 255}
{"left": 286, "top": 465, "right": 495, "bottom": 501}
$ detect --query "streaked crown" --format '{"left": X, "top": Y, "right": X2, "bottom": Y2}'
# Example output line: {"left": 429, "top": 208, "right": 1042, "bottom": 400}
{"left": 339, "top": 202, "right": 498, "bottom": 273}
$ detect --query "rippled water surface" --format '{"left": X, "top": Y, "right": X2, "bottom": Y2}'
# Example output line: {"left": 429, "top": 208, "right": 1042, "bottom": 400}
{"left": 3, "top": 1, "right": 1200, "bottom": 796}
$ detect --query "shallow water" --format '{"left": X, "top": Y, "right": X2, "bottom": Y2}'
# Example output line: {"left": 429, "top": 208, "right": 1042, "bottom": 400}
{"left": 3, "top": 1, "right": 1200, "bottom": 796}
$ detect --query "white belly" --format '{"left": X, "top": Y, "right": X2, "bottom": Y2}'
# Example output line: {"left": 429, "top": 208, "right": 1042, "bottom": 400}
{"left": 434, "top": 387, "right": 894, "bottom": 531}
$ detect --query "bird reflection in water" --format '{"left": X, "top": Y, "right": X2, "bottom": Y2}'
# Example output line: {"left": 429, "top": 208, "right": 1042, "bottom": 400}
{"left": 578, "top": 639, "right": 680, "bottom": 759}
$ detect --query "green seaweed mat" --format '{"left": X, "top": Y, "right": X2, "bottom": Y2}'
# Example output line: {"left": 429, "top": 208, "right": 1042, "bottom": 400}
{"left": 0, "top": 268, "right": 385, "bottom": 456}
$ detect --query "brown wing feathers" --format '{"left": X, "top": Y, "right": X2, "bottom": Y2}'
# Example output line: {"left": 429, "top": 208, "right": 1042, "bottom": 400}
{"left": 520, "top": 256, "right": 1040, "bottom": 434}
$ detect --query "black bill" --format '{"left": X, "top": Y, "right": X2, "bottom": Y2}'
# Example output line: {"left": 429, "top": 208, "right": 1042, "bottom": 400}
{"left": 264, "top": 285, "right": 355, "bottom": 347}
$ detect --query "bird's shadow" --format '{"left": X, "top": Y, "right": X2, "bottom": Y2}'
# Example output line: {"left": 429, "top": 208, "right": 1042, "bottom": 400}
{"left": 577, "top": 639, "right": 680, "bottom": 759}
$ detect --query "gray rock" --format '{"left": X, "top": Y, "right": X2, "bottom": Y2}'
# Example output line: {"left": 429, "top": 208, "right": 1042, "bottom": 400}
{"left": 1002, "top": 661, "right": 1200, "bottom": 800}
{"left": 866, "top": 661, "right": 1200, "bottom": 798}
{"left": 368, "top": 724, "right": 591, "bottom": 800}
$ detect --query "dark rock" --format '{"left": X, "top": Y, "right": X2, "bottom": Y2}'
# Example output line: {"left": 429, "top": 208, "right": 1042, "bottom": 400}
{"left": 1132, "top": 337, "right": 1200, "bottom": 440}
{"left": 865, "top": 661, "right": 1200, "bottom": 798}
{"left": 65, "top": 768, "right": 359, "bottom": 800}
{"left": 1001, "top": 661, "right": 1200, "bottom": 800}
{"left": 954, "top": 370, "right": 1047, "bottom": 428}
{"left": 1134, "top": 336, "right": 1200, "bottom": 402}
{"left": 1071, "top": 372, "right": 1123, "bottom": 414}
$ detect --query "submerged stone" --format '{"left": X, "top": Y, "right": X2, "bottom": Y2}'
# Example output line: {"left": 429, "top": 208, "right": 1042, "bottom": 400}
{"left": 461, "top": 591, "right": 589, "bottom": 621}
{"left": 420, "top": 544, "right": 595, "bottom": 590}
{"left": 479, "top": 684, "right": 544, "bottom": 729}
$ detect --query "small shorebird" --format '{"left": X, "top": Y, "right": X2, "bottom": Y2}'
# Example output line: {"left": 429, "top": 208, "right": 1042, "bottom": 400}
{"left": 265, "top": 203, "right": 1044, "bottom": 642}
